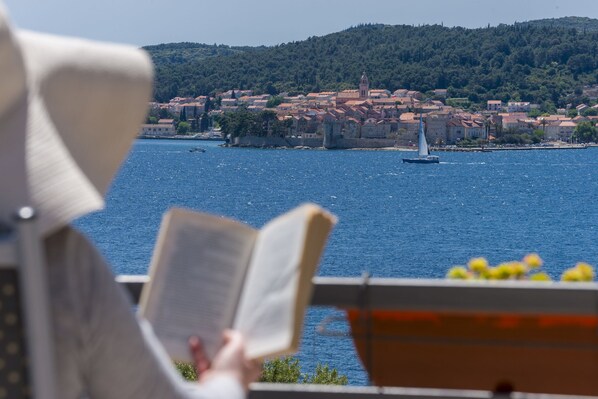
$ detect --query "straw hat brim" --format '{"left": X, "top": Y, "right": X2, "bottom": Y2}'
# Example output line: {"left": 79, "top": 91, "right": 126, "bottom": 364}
{"left": 0, "top": 6, "right": 153, "bottom": 235}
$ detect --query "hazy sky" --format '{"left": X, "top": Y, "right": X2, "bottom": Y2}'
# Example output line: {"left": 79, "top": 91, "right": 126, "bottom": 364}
{"left": 4, "top": 0, "right": 598, "bottom": 47}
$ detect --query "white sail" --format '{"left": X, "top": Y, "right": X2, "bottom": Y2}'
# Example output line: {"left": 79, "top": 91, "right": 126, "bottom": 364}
{"left": 418, "top": 116, "right": 429, "bottom": 157}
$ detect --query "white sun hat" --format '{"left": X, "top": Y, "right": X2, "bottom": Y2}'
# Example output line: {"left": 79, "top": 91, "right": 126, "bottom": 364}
{"left": 0, "top": 4, "right": 153, "bottom": 236}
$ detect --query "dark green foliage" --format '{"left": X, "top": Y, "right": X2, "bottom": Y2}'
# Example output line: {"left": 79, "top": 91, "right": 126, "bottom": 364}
{"left": 456, "top": 137, "right": 487, "bottom": 147}
{"left": 215, "top": 109, "right": 289, "bottom": 138}
{"left": 142, "top": 42, "right": 263, "bottom": 66}
{"left": 532, "top": 129, "right": 545, "bottom": 142}
{"left": 199, "top": 112, "right": 210, "bottom": 132}
{"left": 146, "top": 18, "right": 598, "bottom": 107}
{"left": 266, "top": 95, "right": 284, "bottom": 108}
{"left": 177, "top": 121, "right": 190, "bottom": 134}
{"left": 494, "top": 133, "right": 536, "bottom": 145}
{"left": 516, "top": 17, "right": 598, "bottom": 32}
{"left": 574, "top": 121, "right": 598, "bottom": 142}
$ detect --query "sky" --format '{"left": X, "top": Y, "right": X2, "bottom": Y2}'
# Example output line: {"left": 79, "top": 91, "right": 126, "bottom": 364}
{"left": 4, "top": 0, "right": 598, "bottom": 48}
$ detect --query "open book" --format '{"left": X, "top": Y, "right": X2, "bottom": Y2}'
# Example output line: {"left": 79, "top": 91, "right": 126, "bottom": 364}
{"left": 139, "top": 203, "right": 336, "bottom": 362}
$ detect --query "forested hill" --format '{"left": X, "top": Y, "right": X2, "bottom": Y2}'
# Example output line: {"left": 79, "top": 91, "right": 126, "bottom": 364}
{"left": 142, "top": 42, "right": 264, "bottom": 66}
{"left": 516, "top": 16, "right": 598, "bottom": 32}
{"left": 146, "top": 17, "right": 598, "bottom": 108}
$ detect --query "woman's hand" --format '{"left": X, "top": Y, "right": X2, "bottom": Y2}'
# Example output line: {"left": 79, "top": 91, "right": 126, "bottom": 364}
{"left": 189, "top": 330, "right": 262, "bottom": 390}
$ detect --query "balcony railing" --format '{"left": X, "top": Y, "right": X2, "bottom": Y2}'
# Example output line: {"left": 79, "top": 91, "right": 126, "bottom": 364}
{"left": 117, "top": 275, "right": 598, "bottom": 399}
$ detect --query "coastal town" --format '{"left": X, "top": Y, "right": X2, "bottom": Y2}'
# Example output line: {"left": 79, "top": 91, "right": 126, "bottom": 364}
{"left": 140, "top": 73, "right": 598, "bottom": 149}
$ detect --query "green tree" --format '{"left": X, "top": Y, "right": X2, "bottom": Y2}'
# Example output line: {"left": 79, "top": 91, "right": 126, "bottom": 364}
{"left": 204, "top": 97, "right": 213, "bottom": 112}
{"left": 199, "top": 112, "right": 210, "bottom": 132}
{"left": 158, "top": 107, "right": 172, "bottom": 120}
{"left": 177, "top": 121, "right": 190, "bottom": 134}
{"left": 532, "top": 129, "right": 544, "bottom": 143}
{"left": 266, "top": 95, "right": 284, "bottom": 108}
{"left": 573, "top": 121, "right": 598, "bottom": 142}
{"left": 527, "top": 108, "right": 542, "bottom": 118}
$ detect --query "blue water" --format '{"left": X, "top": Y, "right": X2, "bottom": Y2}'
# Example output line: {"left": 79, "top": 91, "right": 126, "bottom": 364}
{"left": 76, "top": 140, "right": 598, "bottom": 384}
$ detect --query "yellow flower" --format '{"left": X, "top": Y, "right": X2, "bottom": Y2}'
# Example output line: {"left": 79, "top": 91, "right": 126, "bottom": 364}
{"left": 446, "top": 266, "right": 470, "bottom": 279}
{"left": 529, "top": 272, "right": 552, "bottom": 282}
{"left": 494, "top": 263, "right": 513, "bottom": 280}
{"left": 509, "top": 262, "right": 527, "bottom": 279}
{"left": 574, "top": 262, "right": 595, "bottom": 282}
{"left": 467, "top": 257, "right": 489, "bottom": 274}
{"left": 478, "top": 268, "right": 493, "bottom": 280}
{"left": 561, "top": 268, "right": 584, "bottom": 282}
{"left": 523, "top": 253, "right": 543, "bottom": 269}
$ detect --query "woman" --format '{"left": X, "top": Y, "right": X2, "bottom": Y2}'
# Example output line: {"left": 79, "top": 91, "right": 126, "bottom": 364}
{"left": 0, "top": 3, "right": 260, "bottom": 398}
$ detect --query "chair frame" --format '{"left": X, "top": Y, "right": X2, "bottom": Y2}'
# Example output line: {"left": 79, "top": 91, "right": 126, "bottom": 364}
{"left": 0, "top": 207, "right": 56, "bottom": 399}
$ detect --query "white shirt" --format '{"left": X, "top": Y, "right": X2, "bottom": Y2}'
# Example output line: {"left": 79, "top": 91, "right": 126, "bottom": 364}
{"left": 45, "top": 227, "right": 244, "bottom": 399}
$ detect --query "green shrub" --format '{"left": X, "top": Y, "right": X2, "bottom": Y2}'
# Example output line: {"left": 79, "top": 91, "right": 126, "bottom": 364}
{"left": 303, "top": 363, "right": 349, "bottom": 385}
{"left": 176, "top": 355, "right": 349, "bottom": 385}
{"left": 260, "top": 357, "right": 303, "bottom": 383}
{"left": 175, "top": 362, "right": 198, "bottom": 381}
{"left": 260, "top": 356, "right": 348, "bottom": 385}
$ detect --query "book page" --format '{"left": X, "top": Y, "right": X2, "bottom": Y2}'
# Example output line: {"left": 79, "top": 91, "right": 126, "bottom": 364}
{"left": 233, "top": 204, "right": 335, "bottom": 359}
{"left": 139, "top": 208, "right": 257, "bottom": 362}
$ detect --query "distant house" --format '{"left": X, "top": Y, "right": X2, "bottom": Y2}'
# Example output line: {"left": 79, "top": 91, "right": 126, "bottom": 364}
{"left": 361, "top": 118, "right": 390, "bottom": 138}
{"left": 507, "top": 101, "right": 531, "bottom": 113}
{"left": 181, "top": 102, "right": 205, "bottom": 120}
{"left": 139, "top": 118, "right": 176, "bottom": 136}
{"left": 393, "top": 89, "right": 409, "bottom": 98}
{"left": 369, "top": 89, "right": 391, "bottom": 99}
{"left": 487, "top": 100, "right": 502, "bottom": 112}
{"left": 276, "top": 103, "right": 295, "bottom": 111}
{"left": 396, "top": 114, "right": 419, "bottom": 145}
{"left": 558, "top": 120, "right": 577, "bottom": 141}
{"left": 576, "top": 104, "right": 589, "bottom": 114}
{"left": 406, "top": 90, "right": 424, "bottom": 100}
{"left": 434, "top": 89, "right": 448, "bottom": 98}
{"left": 447, "top": 117, "right": 485, "bottom": 143}
{"left": 335, "top": 90, "right": 360, "bottom": 105}
{"left": 539, "top": 116, "right": 568, "bottom": 140}
{"left": 425, "top": 112, "right": 450, "bottom": 144}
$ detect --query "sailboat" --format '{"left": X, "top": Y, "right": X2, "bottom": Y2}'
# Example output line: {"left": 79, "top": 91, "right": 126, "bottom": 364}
{"left": 402, "top": 115, "right": 440, "bottom": 164}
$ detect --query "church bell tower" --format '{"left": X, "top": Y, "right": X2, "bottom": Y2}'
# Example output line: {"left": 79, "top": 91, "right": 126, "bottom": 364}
{"left": 359, "top": 72, "right": 369, "bottom": 99}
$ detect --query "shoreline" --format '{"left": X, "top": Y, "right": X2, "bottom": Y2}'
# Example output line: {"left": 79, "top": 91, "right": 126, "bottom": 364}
{"left": 138, "top": 135, "right": 594, "bottom": 152}
{"left": 226, "top": 143, "right": 593, "bottom": 152}
{"left": 137, "top": 135, "right": 225, "bottom": 141}
{"left": 431, "top": 144, "right": 591, "bottom": 152}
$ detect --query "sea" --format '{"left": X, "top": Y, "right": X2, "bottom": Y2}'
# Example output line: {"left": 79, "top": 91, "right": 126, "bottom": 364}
{"left": 76, "top": 139, "right": 598, "bottom": 385}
